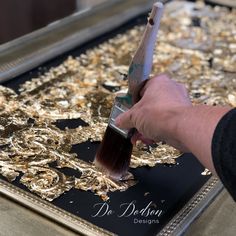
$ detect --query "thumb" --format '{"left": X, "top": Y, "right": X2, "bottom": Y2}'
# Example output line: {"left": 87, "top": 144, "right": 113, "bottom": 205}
{"left": 115, "top": 109, "right": 135, "bottom": 130}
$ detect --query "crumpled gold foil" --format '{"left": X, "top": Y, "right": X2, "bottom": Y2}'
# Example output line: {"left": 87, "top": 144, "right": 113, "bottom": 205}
{"left": 69, "top": 121, "right": 107, "bottom": 144}
{"left": 21, "top": 166, "right": 75, "bottom": 201}
{"left": 0, "top": 1, "right": 235, "bottom": 201}
{"left": 201, "top": 168, "right": 211, "bottom": 176}
{"left": 131, "top": 142, "right": 182, "bottom": 168}
{"left": 0, "top": 151, "right": 21, "bottom": 182}
{"left": 57, "top": 155, "right": 136, "bottom": 201}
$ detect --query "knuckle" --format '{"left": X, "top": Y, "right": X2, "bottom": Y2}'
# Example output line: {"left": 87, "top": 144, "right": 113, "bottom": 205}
{"left": 129, "top": 112, "right": 133, "bottom": 122}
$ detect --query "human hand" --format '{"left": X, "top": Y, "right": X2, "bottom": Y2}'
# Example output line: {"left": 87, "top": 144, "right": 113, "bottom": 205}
{"left": 115, "top": 74, "right": 192, "bottom": 151}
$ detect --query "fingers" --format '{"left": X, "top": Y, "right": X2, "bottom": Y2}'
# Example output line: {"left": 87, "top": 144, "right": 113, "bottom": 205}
{"left": 115, "top": 109, "right": 135, "bottom": 130}
{"left": 131, "top": 132, "right": 141, "bottom": 145}
{"left": 140, "top": 73, "right": 172, "bottom": 97}
{"left": 137, "top": 136, "right": 154, "bottom": 145}
{"left": 131, "top": 131, "right": 154, "bottom": 145}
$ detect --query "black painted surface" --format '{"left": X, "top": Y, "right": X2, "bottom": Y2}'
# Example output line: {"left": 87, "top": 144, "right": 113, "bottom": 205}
{"left": 0, "top": 13, "right": 211, "bottom": 236}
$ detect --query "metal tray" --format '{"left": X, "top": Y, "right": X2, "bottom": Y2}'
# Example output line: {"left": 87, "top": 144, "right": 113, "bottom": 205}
{"left": 0, "top": 0, "right": 226, "bottom": 235}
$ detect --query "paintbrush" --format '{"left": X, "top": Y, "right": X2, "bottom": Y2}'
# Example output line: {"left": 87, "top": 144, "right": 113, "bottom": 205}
{"left": 94, "top": 2, "right": 164, "bottom": 180}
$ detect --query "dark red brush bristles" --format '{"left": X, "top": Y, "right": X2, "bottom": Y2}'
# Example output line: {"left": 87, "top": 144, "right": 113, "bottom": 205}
{"left": 94, "top": 126, "right": 133, "bottom": 180}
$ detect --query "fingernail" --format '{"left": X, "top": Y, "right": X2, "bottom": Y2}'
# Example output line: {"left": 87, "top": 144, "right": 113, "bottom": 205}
{"left": 115, "top": 118, "right": 121, "bottom": 127}
{"left": 131, "top": 136, "right": 137, "bottom": 145}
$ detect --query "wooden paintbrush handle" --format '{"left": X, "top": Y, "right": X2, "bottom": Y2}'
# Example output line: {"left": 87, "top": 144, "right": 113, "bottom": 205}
{"left": 128, "top": 1, "right": 164, "bottom": 103}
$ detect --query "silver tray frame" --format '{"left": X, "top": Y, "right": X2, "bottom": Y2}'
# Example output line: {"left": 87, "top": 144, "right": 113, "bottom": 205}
{"left": 0, "top": 0, "right": 156, "bottom": 82}
{"left": 0, "top": 177, "right": 223, "bottom": 236}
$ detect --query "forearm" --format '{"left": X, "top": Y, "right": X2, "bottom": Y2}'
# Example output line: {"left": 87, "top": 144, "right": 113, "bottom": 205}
{"left": 174, "top": 105, "right": 231, "bottom": 174}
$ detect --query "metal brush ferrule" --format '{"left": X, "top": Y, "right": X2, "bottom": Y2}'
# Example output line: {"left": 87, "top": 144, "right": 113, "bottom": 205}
{"left": 108, "top": 95, "right": 131, "bottom": 139}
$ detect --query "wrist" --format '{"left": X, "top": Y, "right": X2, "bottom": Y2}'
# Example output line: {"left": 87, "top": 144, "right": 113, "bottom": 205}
{"left": 174, "top": 105, "right": 231, "bottom": 154}
{"left": 158, "top": 105, "right": 191, "bottom": 148}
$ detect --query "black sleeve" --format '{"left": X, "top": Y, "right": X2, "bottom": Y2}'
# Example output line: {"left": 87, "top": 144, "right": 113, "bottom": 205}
{"left": 212, "top": 108, "right": 236, "bottom": 201}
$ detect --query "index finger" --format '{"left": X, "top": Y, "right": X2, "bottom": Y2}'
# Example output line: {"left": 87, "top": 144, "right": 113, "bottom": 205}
{"left": 115, "top": 109, "right": 134, "bottom": 130}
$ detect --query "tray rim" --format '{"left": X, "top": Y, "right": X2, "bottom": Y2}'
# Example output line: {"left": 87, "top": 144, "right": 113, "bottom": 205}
{"left": 157, "top": 176, "right": 223, "bottom": 236}
{"left": 0, "top": 176, "right": 223, "bottom": 236}
{"left": 0, "top": 179, "right": 115, "bottom": 236}
{"left": 0, "top": 0, "right": 227, "bottom": 234}
{"left": 0, "top": 0, "right": 156, "bottom": 83}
